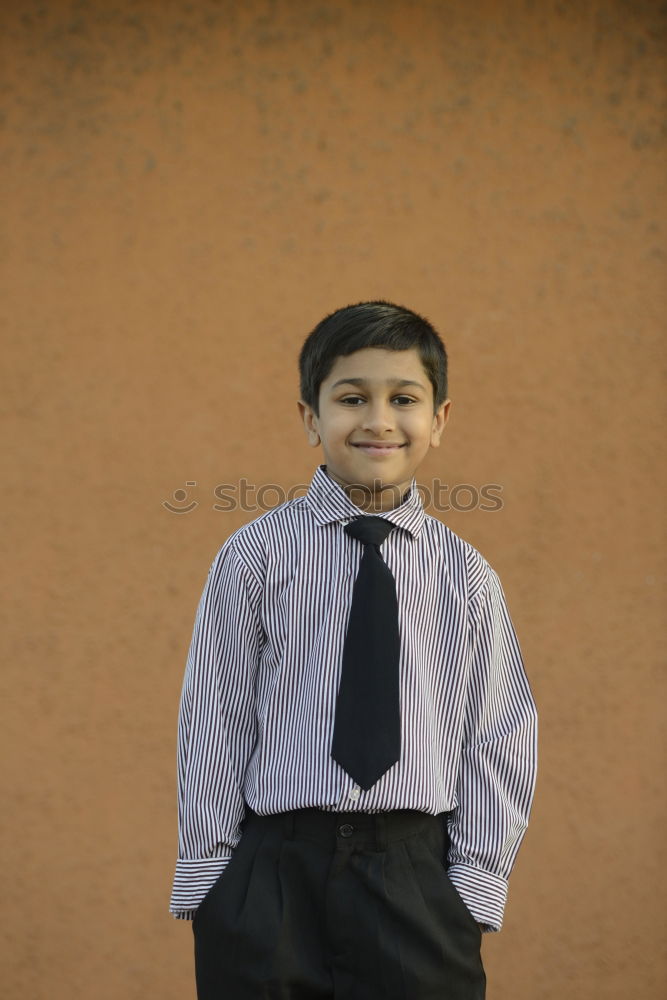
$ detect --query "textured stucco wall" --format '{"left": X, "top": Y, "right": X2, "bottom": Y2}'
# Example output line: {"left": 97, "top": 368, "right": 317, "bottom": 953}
{"left": 1, "top": 1, "right": 665, "bottom": 997}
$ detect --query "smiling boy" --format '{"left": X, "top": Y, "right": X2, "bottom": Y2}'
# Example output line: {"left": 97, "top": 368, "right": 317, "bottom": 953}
{"left": 298, "top": 344, "right": 450, "bottom": 512}
{"left": 170, "top": 301, "right": 538, "bottom": 1000}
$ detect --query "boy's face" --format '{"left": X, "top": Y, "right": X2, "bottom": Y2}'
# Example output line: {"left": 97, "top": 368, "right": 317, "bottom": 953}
{"left": 298, "top": 347, "right": 451, "bottom": 511}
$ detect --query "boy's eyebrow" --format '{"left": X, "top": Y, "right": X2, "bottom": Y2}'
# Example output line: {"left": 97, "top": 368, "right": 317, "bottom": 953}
{"left": 330, "top": 377, "right": 426, "bottom": 390}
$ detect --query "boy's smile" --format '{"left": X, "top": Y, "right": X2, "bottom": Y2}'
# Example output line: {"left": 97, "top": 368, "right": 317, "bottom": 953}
{"left": 298, "top": 348, "right": 451, "bottom": 511}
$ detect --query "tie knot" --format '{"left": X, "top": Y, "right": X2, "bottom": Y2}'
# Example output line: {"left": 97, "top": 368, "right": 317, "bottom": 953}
{"left": 344, "top": 516, "right": 396, "bottom": 548}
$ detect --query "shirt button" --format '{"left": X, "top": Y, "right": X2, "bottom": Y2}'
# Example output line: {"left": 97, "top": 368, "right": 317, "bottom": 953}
{"left": 338, "top": 823, "right": 354, "bottom": 837}
{"left": 349, "top": 787, "right": 360, "bottom": 800}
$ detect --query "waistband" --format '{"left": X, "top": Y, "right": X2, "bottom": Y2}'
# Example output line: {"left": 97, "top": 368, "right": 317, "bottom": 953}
{"left": 243, "top": 806, "right": 448, "bottom": 852}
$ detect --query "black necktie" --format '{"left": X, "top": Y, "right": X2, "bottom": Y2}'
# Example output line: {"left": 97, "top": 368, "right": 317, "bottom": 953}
{"left": 331, "top": 516, "right": 401, "bottom": 791}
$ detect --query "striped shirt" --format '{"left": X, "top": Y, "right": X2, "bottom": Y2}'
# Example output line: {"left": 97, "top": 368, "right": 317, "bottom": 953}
{"left": 170, "top": 464, "right": 537, "bottom": 931}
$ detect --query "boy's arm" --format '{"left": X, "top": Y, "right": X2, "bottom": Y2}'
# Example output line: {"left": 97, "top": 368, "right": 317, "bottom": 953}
{"left": 446, "top": 561, "right": 538, "bottom": 933}
{"left": 169, "top": 538, "right": 263, "bottom": 920}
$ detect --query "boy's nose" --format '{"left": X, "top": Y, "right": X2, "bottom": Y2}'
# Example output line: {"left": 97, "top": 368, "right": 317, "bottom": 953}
{"left": 360, "top": 404, "right": 395, "bottom": 433}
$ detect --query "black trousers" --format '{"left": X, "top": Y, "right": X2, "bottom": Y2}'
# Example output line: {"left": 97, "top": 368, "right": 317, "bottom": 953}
{"left": 193, "top": 806, "right": 486, "bottom": 1000}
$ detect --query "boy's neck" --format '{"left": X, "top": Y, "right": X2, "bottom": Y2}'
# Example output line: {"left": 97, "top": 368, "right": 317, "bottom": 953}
{"left": 323, "top": 466, "right": 413, "bottom": 513}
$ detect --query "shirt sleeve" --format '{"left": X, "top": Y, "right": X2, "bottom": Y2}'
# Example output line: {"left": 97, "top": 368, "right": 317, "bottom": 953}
{"left": 169, "top": 537, "right": 263, "bottom": 919}
{"left": 446, "top": 559, "right": 538, "bottom": 933}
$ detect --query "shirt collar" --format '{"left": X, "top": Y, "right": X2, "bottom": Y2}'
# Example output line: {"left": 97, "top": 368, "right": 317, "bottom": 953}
{"left": 304, "top": 464, "right": 426, "bottom": 539}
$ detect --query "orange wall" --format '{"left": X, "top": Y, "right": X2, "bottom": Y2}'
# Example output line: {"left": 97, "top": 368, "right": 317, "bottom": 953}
{"left": 2, "top": 2, "right": 665, "bottom": 997}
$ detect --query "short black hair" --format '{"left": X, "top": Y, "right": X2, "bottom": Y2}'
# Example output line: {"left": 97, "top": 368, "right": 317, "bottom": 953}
{"left": 299, "top": 300, "right": 448, "bottom": 417}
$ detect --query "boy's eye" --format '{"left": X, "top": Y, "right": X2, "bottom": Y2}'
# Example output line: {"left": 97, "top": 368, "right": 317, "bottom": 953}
{"left": 339, "top": 395, "right": 417, "bottom": 406}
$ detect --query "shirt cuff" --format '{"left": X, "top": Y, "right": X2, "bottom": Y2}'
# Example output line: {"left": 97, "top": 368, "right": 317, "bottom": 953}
{"left": 446, "top": 862, "right": 508, "bottom": 933}
{"left": 169, "top": 854, "right": 232, "bottom": 920}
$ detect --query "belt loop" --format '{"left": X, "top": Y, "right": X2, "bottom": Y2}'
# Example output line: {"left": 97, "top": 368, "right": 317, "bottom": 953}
{"left": 375, "top": 813, "right": 388, "bottom": 852}
{"left": 441, "top": 811, "right": 451, "bottom": 857}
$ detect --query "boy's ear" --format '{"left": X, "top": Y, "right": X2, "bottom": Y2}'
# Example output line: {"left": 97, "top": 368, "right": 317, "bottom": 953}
{"left": 430, "top": 399, "right": 452, "bottom": 448}
{"left": 297, "top": 400, "right": 321, "bottom": 447}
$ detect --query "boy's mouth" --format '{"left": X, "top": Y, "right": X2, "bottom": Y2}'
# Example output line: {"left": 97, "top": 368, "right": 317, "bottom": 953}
{"left": 351, "top": 442, "right": 406, "bottom": 456}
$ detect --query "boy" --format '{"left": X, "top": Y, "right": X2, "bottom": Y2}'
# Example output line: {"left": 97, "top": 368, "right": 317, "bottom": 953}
{"left": 170, "top": 301, "right": 538, "bottom": 1000}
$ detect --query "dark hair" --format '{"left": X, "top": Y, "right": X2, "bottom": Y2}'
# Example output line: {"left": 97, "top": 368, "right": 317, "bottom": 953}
{"left": 298, "top": 300, "right": 448, "bottom": 416}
